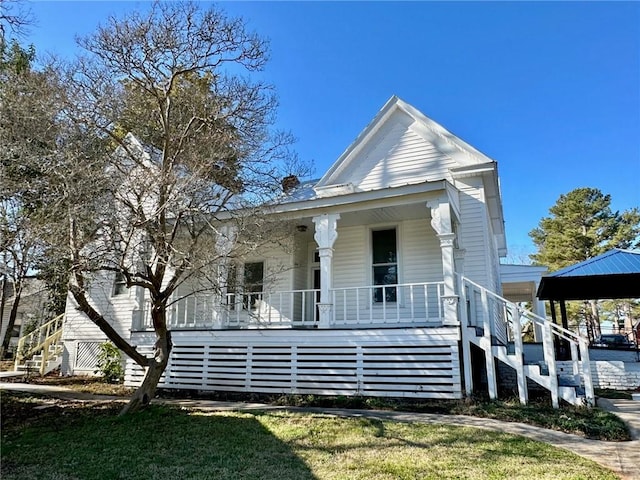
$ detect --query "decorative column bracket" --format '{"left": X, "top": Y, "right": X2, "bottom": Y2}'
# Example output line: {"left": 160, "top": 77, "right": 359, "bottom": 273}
{"left": 427, "top": 199, "right": 459, "bottom": 326}
{"left": 312, "top": 213, "right": 340, "bottom": 328}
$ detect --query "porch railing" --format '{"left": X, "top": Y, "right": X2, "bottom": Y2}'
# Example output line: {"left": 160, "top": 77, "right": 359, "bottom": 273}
{"left": 138, "top": 281, "right": 445, "bottom": 330}
{"left": 223, "top": 290, "right": 319, "bottom": 328}
{"left": 141, "top": 289, "right": 320, "bottom": 330}
{"left": 331, "top": 282, "right": 445, "bottom": 326}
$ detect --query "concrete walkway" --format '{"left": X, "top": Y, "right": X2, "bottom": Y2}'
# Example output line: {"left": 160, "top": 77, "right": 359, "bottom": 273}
{"left": 1, "top": 382, "right": 638, "bottom": 480}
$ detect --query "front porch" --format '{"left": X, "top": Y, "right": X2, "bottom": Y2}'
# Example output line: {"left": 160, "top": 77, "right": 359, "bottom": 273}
{"left": 135, "top": 183, "right": 462, "bottom": 332}
{"left": 124, "top": 274, "right": 596, "bottom": 408}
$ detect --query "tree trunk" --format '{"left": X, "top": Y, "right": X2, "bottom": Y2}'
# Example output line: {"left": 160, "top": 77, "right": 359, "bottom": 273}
{"left": 589, "top": 300, "right": 601, "bottom": 338}
{"left": 0, "top": 287, "right": 22, "bottom": 359}
{"left": 119, "top": 357, "right": 167, "bottom": 416}
{"left": 119, "top": 324, "right": 172, "bottom": 416}
{"left": 0, "top": 275, "right": 8, "bottom": 358}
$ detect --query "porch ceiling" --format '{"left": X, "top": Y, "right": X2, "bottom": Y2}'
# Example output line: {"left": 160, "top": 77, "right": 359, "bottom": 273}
{"left": 502, "top": 281, "right": 537, "bottom": 303}
{"left": 341, "top": 202, "right": 430, "bottom": 226}
{"left": 293, "top": 201, "right": 431, "bottom": 231}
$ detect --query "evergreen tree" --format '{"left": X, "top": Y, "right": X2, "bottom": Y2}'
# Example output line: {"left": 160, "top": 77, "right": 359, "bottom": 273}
{"left": 529, "top": 188, "right": 640, "bottom": 339}
{"left": 530, "top": 188, "right": 639, "bottom": 271}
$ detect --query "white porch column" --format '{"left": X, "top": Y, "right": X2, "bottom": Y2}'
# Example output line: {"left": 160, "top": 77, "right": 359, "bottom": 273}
{"left": 427, "top": 199, "right": 459, "bottom": 326}
{"left": 532, "top": 287, "right": 546, "bottom": 342}
{"left": 312, "top": 213, "right": 340, "bottom": 328}
{"left": 215, "top": 225, "right": 237, "bottom": 328}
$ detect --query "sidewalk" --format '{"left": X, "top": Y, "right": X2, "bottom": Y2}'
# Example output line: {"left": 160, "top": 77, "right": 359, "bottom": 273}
{"left": 1, "top": 382, "right": 638, "bottom": 480}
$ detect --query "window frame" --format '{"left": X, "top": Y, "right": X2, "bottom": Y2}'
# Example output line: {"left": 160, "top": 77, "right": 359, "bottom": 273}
{"left": 370, "top": 226, "right": 400, "bottom": 304}
{"left": 112, "top": 271, "right": 128, "bottom": 296}
{"left": 226, "top": 260, "right": 265, "bottom": 310}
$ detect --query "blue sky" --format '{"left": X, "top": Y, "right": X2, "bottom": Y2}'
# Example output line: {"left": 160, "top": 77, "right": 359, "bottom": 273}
{"left": 21, "top": 1, "right": 640, "bottom": 260}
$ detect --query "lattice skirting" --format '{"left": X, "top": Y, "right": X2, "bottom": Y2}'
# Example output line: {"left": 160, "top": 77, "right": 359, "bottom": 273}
{"left": 61, "top": 340, "right": 102, "bottom": 375}
{"left": 74, "top": 341, "right": 103, "bottom": 371}
{"left": 126, "top": 328, "right": 462, "bottom": 399}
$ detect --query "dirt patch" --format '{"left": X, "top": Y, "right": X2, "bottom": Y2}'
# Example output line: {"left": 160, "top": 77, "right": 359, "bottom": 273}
{"left": 1, "top": 372, "right": 133, "bottom": 396}
{"left": 1, "top": 391, "right": 122, "bottom": 438}
{"left": 0, "top": 360, "right": 15, "bottom": 372}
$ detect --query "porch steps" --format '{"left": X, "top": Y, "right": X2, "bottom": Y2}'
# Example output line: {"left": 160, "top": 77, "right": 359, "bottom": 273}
{"left": 15, "top": 344, "right": 64, "bottom": 375}
{"left": 466, "top": 326, "right": 587, "bottom": 406}
{"left": 14, "top": 315, "right": 65, "bottom": 376}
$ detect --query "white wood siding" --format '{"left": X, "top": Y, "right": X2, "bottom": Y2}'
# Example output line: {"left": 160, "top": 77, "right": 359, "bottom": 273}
{"left": 329, "top": 220, "right": 444, "bottom": 325}
{"left": 332, "top": 225, "right": 367, "bottom": 289}
{"left": 332, "top": 220, "right": 442, "bottom": 288}
{"left": 402, "top": 219, "right": 442, "bottom": 283}
{"left": 126, "top": 328, "right": 462, "bottom": 399}
{"left": 62, "top": 272, "right": 135, "bottom": 341}
{"left": 332, "top": 110, "right": 458, "bottom": 191}
{"left": 292, "top": 237, "right": 308, "bottom": 291}
{"left": 456, "top": 179, "right": 491, "bottom": 287}
{"left": 62, "top": 271, "right": 137, "bottom": 374}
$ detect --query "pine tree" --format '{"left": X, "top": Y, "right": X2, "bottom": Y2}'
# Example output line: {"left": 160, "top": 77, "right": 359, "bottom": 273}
{"left": 530, "top": 188, "right": 639, "bottom": 270}
{"left": 529, "top": 188, "right": 640, "bottom": 339}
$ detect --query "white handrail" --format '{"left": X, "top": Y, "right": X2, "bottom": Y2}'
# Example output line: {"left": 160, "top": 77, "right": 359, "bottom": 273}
{"left": 15, "top": 314, "right": 65, "bottom": 374}
{"left": 138, "top": 282, "right": 445, "bottom": 330}
{"left": 460, "top": 275, "right": 594, "bottom": 407}
{"left": 140, "top": 289, "right": 321, "bottom": 330}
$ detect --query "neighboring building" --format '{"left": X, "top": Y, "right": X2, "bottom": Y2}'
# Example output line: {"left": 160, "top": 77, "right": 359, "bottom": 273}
{"left": 60, "top": 96, "right": 592, "bottom": 407}
{"left": 1, "top": 277, "right": 49, "bottom": 358}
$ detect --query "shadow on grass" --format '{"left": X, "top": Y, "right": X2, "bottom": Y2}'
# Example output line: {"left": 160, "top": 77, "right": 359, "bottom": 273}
{"left": 257, "top": 413, "right": 619, "bottom": 480}
{"left": 2, "top": 394, "right": 317, "bottom": 480}
{"left": 1, "top": 393, "right": 620, "bottom": 480}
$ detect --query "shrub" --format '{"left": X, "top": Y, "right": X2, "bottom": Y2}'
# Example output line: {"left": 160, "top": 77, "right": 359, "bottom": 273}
{"left": 94, "top": 342, "right": 124, "bottom": 383}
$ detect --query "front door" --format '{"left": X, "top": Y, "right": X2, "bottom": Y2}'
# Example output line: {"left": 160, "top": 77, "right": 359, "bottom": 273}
{"left": 313, "top": 268, "right": 321, "bottom": 324}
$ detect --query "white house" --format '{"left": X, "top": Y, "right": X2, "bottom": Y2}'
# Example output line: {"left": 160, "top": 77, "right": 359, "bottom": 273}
{"left": 59, "top": 96, "right": 593, "bottom": 407}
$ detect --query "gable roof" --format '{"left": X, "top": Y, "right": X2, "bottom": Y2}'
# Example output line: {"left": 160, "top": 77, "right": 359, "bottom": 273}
{"left": 309, "top": 96, "right": 505, "bottom": 253}
{"left": 315, "top": 95, "right": 497, "bottom": 190}
{"left": 537, "top": 249, "right": 640, "bottom": 300}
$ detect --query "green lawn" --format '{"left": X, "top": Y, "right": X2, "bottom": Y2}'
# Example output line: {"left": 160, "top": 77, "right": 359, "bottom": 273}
{"left": 1, "top": 393, "right": 618, "bottom": 480}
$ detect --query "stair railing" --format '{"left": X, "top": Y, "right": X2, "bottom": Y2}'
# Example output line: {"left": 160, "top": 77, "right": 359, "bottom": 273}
{"left": 460, "top": 276, "right": 593, "bottom": 408}
{"left": 520, "top": 307, "right": 594, "bottom": 407}
{"left": 15, "top": 314, "right": 65, "bottom": 375}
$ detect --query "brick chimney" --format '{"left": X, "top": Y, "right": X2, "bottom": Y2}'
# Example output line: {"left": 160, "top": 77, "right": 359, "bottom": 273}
{"left": 281, "top": 175, "right": 300, "bottom": 193}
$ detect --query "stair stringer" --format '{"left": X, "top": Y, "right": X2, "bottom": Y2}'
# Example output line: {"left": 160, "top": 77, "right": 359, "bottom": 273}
{"left": 466, "top": 326, "right": 584, "bottom": 406}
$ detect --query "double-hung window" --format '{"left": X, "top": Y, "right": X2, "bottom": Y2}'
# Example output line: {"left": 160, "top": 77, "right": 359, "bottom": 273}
{"left": 372, "top": 228, "right": 397, "bottom": 303}
{"left": 112, "top": 272, "right": 127, "bottom": 296}
{"left": 243, "top": 262, "right": 264, "bottom": 309}
{"left": 227, "top": 261, "right": 264, "bottom": 310}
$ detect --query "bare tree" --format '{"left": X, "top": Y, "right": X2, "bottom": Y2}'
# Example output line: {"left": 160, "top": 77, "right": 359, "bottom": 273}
{"left": 0, "top": 25, "right": 53, "bottom": 358}
{"left": 0, "top": 0, "right": 33, "bottom": 41}
{"left": 0, "top": 199, "right": 44, "bottom": 357}
{"left": 23, "top": 1, "right": 304, "bottom": 414}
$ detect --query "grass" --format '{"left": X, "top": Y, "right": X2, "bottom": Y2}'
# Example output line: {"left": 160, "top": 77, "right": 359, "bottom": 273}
{"left": 269, "top": 394, "right": 631, "bottom": 441}
{"left": 2, "top": 374, "right": 631, "bottom": 441}
{"left": 595, "top": 388, "right": 634, "bottom": 400}
{"left": 1, "top": 372, "right": 135, "bottom": 396}
{"left": 0, "top": 391, "right": 620, "bottom": 480}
